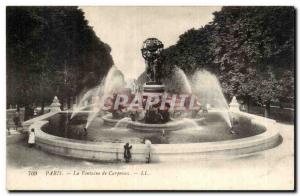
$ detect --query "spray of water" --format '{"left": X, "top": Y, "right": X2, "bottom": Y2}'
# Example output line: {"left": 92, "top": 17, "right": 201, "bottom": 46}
{"left": 181, "top": 118, "right": 200, "bottom": 129}
{"left": 103, "top": 66, "right": 126, "bottom": 95}
{"left": 174, "top": 67, "right": 192, "bottom": 94}
{"left": 85, "top": 66, "right": 127, "bottom": 128}
{"left": 163, "top": 67, "right": 192, "bottom": 94}
{"left": 71, "top": 66, "right": 128, "bottom": 128}
{"left": 113, "top": 117, "right": 131, "bottom": 128}
{"left": 71, "top": 86, "right": 98, "bottom": 119}
{"left": 72, "top": 65, "right": 232, "bottom": 129}
{"left": 84, "top": 82, "right": 106, "bottom": 128}
{"left": 190, "top": 70, "right": 232, "bottom": 128}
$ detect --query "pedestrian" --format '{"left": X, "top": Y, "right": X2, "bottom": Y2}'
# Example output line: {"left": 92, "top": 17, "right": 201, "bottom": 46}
{"left": 145, "top": 139, "right": 152, "bottom": 163}
{"left": 13, "top": 111, "right": 20, "bottom": 130}
{"left": 124, "top": 143, "right": 132, "bottom": 163}
{"left": 28, "top": 128, "right": 35, "bottom": 147}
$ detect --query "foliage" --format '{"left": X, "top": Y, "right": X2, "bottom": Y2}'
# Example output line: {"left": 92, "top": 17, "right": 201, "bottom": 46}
{"left": 163, "top": 25, "right": 217, "bottom": 75}
{"left": 164, "top": 6, "right": 295, "bottom": 110}
{"left": 7, "top": 7, "right": 114, "bottom": 110}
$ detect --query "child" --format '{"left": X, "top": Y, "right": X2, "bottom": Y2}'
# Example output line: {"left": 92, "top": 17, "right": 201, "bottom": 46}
{"left": 28, "top": 128, "right": 35, "bottom": 147}
{"left": 124, "top": 143, "right": 132, "bottom": 163}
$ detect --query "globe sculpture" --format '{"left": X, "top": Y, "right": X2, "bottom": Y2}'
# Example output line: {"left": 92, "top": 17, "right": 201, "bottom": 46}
{"left": 141, "top": 38, "right": 164, "bottom": 85}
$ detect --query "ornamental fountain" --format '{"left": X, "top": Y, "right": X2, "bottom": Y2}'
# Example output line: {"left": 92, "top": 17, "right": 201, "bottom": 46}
{"left": 23, "top": 38, "right": 282, "bottom": 163}
{"left": 101, "top": 38, "right": 211, "bottom": 131}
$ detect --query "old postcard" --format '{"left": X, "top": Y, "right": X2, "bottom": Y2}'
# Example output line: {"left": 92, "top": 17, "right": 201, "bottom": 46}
{"left": 6, "top": 6, "right": 295, "bottom": 190}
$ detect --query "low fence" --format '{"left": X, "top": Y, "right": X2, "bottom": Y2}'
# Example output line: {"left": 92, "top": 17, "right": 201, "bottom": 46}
{"left": 241, "top": 105, "right": 294, "bottom": 123}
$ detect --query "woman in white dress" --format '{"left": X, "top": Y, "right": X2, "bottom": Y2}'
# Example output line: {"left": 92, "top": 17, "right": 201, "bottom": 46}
{"left": 28, "top": 128, "right": 35, "bottom": 147}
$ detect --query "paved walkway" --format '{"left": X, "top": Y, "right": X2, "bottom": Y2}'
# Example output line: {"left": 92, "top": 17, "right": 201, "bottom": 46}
{"left": 7, "top": 122, "right": 294, "bottom": 190}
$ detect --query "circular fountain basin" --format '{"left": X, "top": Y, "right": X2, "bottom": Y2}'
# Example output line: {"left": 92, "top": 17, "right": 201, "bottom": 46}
{"left": 102, "top": 113, "right": 205, "bottom": 132}
{"left": 22, "top": 110, "right": 282, "bottom": 163}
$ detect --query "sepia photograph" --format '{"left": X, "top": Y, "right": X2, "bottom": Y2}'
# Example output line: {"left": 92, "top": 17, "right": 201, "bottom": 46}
{"left": 6, "top": 6, "right": 295, "bottom": 191}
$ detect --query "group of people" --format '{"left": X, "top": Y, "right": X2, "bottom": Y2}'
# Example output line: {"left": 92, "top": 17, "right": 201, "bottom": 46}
{"left": 124, "top": 139, "right": 152, "bottom": 163}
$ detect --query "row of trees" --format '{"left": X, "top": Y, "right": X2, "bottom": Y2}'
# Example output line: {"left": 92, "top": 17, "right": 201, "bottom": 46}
{"left": 7, "top": 7, "right": 113, "bottom": 117}
{"left": 163, "top": 6, "right": 295, "bottom": 116}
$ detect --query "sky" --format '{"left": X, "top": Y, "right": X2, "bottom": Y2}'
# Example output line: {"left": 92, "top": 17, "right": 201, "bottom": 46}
{"left": 81, "top": 6, "right": 221, "bottom": 80}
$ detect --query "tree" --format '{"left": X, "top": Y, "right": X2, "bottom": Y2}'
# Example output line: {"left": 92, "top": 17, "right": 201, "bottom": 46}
{"left": 163, "top": 25, "right": 217, "bottom": 76}
{"left": 212, "top": 7, "right": 294, "bottom": 115}
{"left": 164, "top": 6, "right": 295, "bottom": 117}
{"left": 277, "top": 71, "right": 294, "bottom": 108}
{"left": 7, "top": 7, "right": 114, "bottom": 118}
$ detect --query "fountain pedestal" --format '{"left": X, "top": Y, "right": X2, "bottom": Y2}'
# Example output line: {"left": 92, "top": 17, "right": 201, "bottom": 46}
{"left": 143, "top": 83, "right": 165, "bottom": 93}
{"left": 142, "top": 83, "right": 170, "bottom": 124}
{"left": 140, "top": 38, "right": 171, "bottom": 124}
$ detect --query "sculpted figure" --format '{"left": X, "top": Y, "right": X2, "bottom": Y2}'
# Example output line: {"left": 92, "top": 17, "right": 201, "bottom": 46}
{"left": 141, "top": 38, "right": 164, "bottom": 84}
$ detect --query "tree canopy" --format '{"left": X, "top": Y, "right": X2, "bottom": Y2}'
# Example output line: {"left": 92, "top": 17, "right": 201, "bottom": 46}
{"left": 7, "top": 6, "right": 114, "bottom": 111}
{"left": 164, "top": 6, "right": 295, "bottom": 115}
